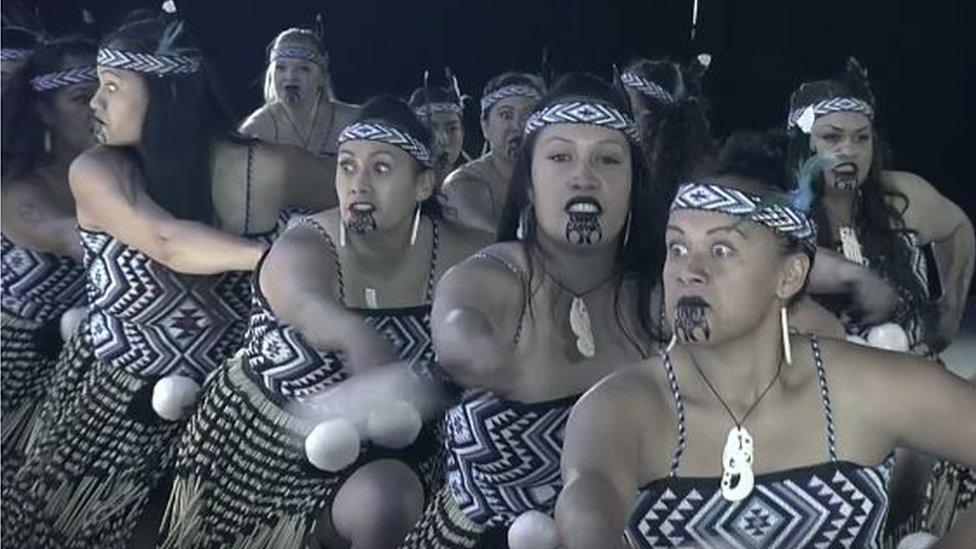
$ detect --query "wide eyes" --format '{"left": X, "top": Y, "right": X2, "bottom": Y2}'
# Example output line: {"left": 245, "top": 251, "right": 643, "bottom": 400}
{"left": 666, "top": 241, "right": 736, "bottom": 259}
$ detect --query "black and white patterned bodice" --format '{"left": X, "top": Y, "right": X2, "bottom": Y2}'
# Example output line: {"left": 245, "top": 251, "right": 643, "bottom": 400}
{"left": 446, "top": 389, "right": 579, "bottom": 526}
{"left": 79, "top": 222, "right": 282, "bottom": 381}
{"left": 1, "top": 233, "right": 86, "bottom": 322}
{"left": 241, "top": 216, "right": 440, "bottom": 401}
{"left": 626, "top": 337, "right": 894, "bottom": 548}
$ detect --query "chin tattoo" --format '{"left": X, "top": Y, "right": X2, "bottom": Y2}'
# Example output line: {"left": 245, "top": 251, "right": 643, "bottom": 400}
{"left": 346, "top": 211, "right": 377, "bottom": 234}
{"left": 565, "top": 213, "right": 603, "bottom": 245}
{"left": 674, "top": 296, "right": 712, "bottom": 343}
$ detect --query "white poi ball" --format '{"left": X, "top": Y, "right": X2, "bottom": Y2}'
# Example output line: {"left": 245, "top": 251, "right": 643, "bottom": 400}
{"left": 896, "top": 532, "right": 939, "bottom": 549}
{"left": 508, "top": 510, "right": 560, "bottom": 549}
{"left": 60, "top": 306, "right": 87, "bottom": 341}
{"left": 866, "top": 323, "right": 910, "bottom": 353}
{"left": 151, "top": 375, "right": 201, "bottom": 421}
{"left": 366, "top": 401, "right": 423, "bottom": 449}
{"left": 305, "top": 418, "right": 361, "bottom": 472}
{"left": 845, "top": 334, "right": 869, "bottom": 346}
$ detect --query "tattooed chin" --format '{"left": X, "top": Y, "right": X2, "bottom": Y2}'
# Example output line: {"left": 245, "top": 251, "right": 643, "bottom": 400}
{"left": 674, "top": 296, "right": 711, "bottom": 343}
{"left": 346, "top": 211, "right": 377, "bottom": 234}
{"left": 565, "top": 213, "right": 603, "bottom": 246}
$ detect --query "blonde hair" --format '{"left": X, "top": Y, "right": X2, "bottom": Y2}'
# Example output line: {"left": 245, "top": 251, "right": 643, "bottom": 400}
{"left": 262, "top": 28, "right": 334, "bottom": 103}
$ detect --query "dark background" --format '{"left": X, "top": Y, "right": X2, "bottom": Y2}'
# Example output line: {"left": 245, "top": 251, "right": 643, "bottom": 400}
{"left": 20, "top": 0, "right": 976, "bottom": 247}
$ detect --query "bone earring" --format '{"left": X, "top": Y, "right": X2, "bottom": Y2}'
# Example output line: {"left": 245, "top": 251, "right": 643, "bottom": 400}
{"left": 622, "top": 212, "right": 632, "bottom": 247}
{"left": 780, "top": 305, "right": 792, "bottom": 366}
{"left": 409, "top": 205, "right": 422, "bottom": 246}
{"left": 339, "top": 219, "right": 346, "bottom": 248}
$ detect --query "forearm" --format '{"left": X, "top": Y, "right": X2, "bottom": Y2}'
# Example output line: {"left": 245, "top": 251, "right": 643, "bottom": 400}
{"left": 555, "top": 474, "right": 631, "bottom": 549}
{"left": 434, "top": 307, "right": 512, "bottom": 392}
{"left": 158, "top": 220, "right": 264, "bottom": 274}
{"left": 292, "top": 300, "right": 394, "bottom": 371}
{"left": 807, "top": 247, "right": 857, "bottom": 294}
{"left": 934, "top": 221, "right": 975, "bottom": 335}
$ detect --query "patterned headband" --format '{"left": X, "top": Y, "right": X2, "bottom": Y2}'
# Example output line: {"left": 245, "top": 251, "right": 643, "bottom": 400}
{"left": 671, "top": 182, "right": 817, "bottom": 254}
{"left": 413, "top": 102, "right": 462, "bottom": 119}
{"left": 787, "top": 96, "right": 874, "bottom": 133}
{"left": 97, "top": 48, "right": 201, "bottom": 76}
{"left": 620, "top": 71, "right": 675, "bottom": 105}
{"left": 480, "top": 84, "right": 543, "bottom": 115}
{"left": 1, "top": 48, "right": 33, "bottom": 61}
{"left": 30, "top": 66, "right": 97, "bottom": 92}
{"left": 269, "top": 45, "right": 327, "bottom": 69}
{"left": 339, "top": 121, "right": 433, "bottom": 168}
{"left": 524, "top": 100, "right": 641, "bottom": 144}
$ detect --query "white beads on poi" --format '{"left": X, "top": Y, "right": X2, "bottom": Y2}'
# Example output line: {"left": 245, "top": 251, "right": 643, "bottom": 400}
{"left": 508, "top": 510, "right": 560, "bottom": 549}
{"left": 305, "top": 418, "right": 361, "bottom": 472}
{"left": 151, "top": 375, "right": 201, "bottom": 421}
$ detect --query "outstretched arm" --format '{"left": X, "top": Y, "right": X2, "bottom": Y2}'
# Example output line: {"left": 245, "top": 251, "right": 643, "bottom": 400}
{"left": 70, "top": 148, "right": 264, "bottom": 274}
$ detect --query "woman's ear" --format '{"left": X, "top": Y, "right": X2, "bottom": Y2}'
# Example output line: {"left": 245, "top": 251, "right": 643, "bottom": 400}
{"left": 777, "top": 252, "right": 810, "bottom": 301}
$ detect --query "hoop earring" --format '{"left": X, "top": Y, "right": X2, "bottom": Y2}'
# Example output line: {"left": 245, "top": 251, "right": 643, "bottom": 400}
{"left": 780, "top": 304, "right": 793, "bottom": 366}
{"left": 338, "top": 219, "right": 346, "bottom": 248}
{"left": 409, "top": 205, "right": 422, "bottom": 246}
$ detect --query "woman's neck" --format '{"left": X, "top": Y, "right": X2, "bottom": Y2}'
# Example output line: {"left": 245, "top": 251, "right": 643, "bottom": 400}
{"left": 534, "top": 231, "right": 619, "bottom": 295}
{"left": 347, "top": 215, "right": 421, "bottom": 270}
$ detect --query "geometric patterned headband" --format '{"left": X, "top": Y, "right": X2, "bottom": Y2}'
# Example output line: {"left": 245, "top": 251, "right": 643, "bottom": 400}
{"left": 97, "top": 48, "right": 202, "bottom": 77}
{"left": 671, "top": 182, "right": 818, "bottom": 255}
{"left": 480, "top": 84, "right": 543, "bottom": 116}
{"left": 787, "top": 96, "right": 874, "bottom": 134}
{"left": 269, "top": 45, "right": 327, "bottom": 69}
{"left": 524, "top": 100, "right": 641, "bottom": 144}
{"left": 1, "top": 48, "right": 33, "bottom": 61}
{"left": 413, "top": 102, "right": 462, "bottom": 119}
{"left": 620, "top": 71, "right": 675, "bottom": 105}
{"left": 339, "top": 121, "right": 433, "bottom": 168}
{"left": 30, "top": 66, "right": 97, "bottom": 92}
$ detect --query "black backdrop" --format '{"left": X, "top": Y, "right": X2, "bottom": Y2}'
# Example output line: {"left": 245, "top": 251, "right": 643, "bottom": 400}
{"left": 22, "top": 0, "right": 976, "bottom": 249}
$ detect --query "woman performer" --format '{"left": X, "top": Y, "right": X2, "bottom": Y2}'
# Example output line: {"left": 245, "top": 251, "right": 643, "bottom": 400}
{"left": 787, "top": 58, "right": 975, "bottom": 541}
{"left": 240, "top": 25, "right": 360, "bottom": 206}
{"left": 408, "top": 80, "right": 466, "bottom": 189}
{"left": 3, "top": 11, "right": 331, "bottom": 547}
{"left": 0, "top": 35, "right": 96, "bottom": 486}
{"left": 789, "top": 58, "right": 973, "bottom": 356}
{"left": 440, "top": 71, "right": 545, "bottom": 235}
{"left": 160, "top": 96, "right": 489, "bottom": 549}
{"left": 400, "top": 73, "right": 660, "bottom": 548}
{"left": 555, "top": 131, "right": 976, "bottom": 548}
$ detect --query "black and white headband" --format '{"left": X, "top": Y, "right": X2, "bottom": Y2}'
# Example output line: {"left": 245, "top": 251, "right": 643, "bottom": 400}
{"left": 269, "top": 45, "right": 326, "bottom": 69}
{"left": 1, "top": 48, "right": 33, "bottom": 61}
{"left": 97, "top": 48, "right": 201, "bottom": 76}
{"left": 339, "top": 121, "right": 433, "bottom": 168}
{"left": 620, "top": 71, "right": 675, "bottom": 105}
{"left": 671, "top": 182, "right": 817, "bottom": 254}
{"left": 524, "top": 100, "right": 641, "bottom": 144}
{"left": 413, "top": 102, "right": 462, "bottom": 119}
{"left": 787, "top": 96, "right": 874, "bottom": 133}
{"left": 30, "top": 66, "right": 97, "bottom": 92}
{"left": 480, "top": 84, "right": 543, "bottom": 116}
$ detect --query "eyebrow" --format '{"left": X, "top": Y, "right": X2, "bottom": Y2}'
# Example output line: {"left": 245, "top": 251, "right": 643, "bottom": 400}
{"left": 542, "top": 136, "right": 626, "bottom": 147}
{"left": 706, "top": 224, "right": 747, "bottom": 238}
{"left": 666, "top": 225, "right": 685, "bottom": 234}
{"left": 823, "top": 124, "right": 871, "bottom": 133}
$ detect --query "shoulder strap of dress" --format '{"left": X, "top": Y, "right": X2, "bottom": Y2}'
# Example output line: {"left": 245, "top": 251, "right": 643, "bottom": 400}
{"left": 659, "top": 349, "right": 687, "bottom": 477}
{"left": 473, "top": 250, "right": 528, "bottom": 347}
{"left": 424, "top": 217, "right": 440, "bottom": 302}
{"left": 294, "top": 216, "right": 345, "bottom": 304}
{"left": 244, "top": 143, "right": 254, "bottom": 234}
{"left": 809, "top": 335, "right": 839, "bottom": 462}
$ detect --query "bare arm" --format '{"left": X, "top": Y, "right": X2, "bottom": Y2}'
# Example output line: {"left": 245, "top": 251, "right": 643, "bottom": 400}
{"left": 808, "top": 247, "right": 901, "bottom": 325}
{"left": 275, "top": 144, "right": 338, "bottom": 212}
{"left": 431, "top": 250, "right": 524, "bottom": 393}
{"left": 1, "top": 183, "right": 82, "bottom": 259}
{"left": 789, "top": 295, "right": 846, "bottom": 338}
{"left": 887, "top": 171, "right": 975, "bottom": 344}
{"left": 70, "top": 148, "right": 265, "bottom": 274}
{"left": 556, "top": 372, "right": 650, "bottom": 549}
{"left": 259, "top": 223, "right": 394, "bottom": 371}
{"left": 440, "top": 170, "right": 500, "bottom": 235}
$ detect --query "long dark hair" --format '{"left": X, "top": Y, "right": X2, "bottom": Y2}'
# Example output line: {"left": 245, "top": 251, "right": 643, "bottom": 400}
{"left": 347, "top": 95, "right": 443, "bottom": 220}
{"left": 498, "top": 73, "right": 662, "bottom": 346}
{"left": 101, "top": 14, "right": 242, "bottom": 223}
{"left": 1, "top": 36, "right": 96, "bottom": 180}
{"left": 786, "top": 62, "right": 934, "bottom": 330}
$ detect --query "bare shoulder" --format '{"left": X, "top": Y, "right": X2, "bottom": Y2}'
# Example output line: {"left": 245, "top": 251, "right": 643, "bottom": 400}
{"left": 69, "top": 146, "right": 136, "bottom": 193}
{"left": 442, "top": 158, "right": 490, "bottom": 192}
{"left": 571, "top": 358, "right": 671, "bottom": 436}
{"left": 239, "top": 103, "right": 277, "bottom": 136}
{"left": 439, "top": 241, "right": 527, "bottom": 297}
{"left": 331, "top": 100, "right": 361, "bottom": 124}
{"left": 437, "top": 218, "right": 493, "bottom": 264}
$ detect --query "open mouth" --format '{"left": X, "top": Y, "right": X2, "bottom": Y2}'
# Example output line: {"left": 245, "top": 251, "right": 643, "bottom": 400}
{"left": 348, "top": 202, "right": 376, "bottom": 213}
{"left": 832, "top": 162, "right": 859, "bottom": 190}
{"left": 565, "top": 197, "right": 603, "bottom": 215}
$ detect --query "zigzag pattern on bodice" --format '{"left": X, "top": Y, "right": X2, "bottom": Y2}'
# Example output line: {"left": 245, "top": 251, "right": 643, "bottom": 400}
{"left": 446, "top": 390, "right": 578, "bottom": 526}
{"left": 1, "top": 233, "right": 86, "bottom": 322}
